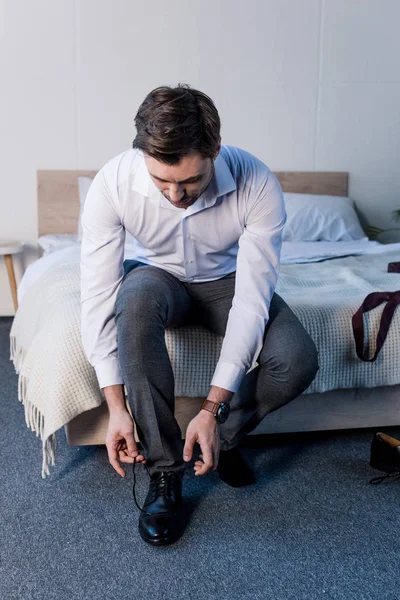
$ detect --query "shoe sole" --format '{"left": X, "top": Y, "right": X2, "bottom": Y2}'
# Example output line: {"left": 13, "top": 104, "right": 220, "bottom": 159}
{"left": 139, "top": 526, "right": 184, "bottom": 546}
{"left": 369, "top": 458, "right": 399, "bottom": 473}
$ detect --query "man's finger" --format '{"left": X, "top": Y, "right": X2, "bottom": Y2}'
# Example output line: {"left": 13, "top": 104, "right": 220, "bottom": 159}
{"left": 183, "top": 434, "right": 195, "bottom": 461}
{"left": 196, "top": 443, "right": 213, "bottom": 475}
{"left": 118, "top": 449, "right": 147, "bottom": 464}
{"left": 125, "top": 433, "right": 139, "bottom": 458}
{"left": 106, "top": 445, "right": 126, "bottom": 477}
{"left": 111, "top": 459, "right": 126, "bottom": 477}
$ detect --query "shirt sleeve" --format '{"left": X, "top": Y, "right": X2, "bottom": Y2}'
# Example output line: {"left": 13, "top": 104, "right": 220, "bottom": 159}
{"left": 210, "top": 170, "right": 287, "bottom": 393}
{"left": 80, "top": 169, "right": 126, "bottom": 390}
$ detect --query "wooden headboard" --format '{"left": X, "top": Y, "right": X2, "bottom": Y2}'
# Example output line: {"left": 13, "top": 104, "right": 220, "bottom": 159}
{"left": 37, "top": 170, "right": 349, "bottom": 236}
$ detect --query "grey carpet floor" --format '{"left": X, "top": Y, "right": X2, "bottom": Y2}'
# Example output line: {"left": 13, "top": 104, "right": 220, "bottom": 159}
{"left": 1, "top": 316, "right": 399, "bottom": 600}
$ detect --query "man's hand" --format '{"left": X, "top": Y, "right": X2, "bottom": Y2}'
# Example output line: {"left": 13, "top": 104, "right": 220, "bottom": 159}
{"left": 105, "top": 409, "right": 147, "bottom": 478}
{"left": 183, "top": 410, "right": 220, "bottom": 476}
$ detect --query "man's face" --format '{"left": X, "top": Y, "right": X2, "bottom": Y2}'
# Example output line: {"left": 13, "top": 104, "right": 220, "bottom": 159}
{"left": 144, "top": 151, "right": 216, "bottom": 209}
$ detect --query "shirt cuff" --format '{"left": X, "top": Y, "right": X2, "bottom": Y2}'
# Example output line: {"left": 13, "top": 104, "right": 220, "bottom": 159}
{"left": 94, "top": 356, "right": 124, "bottom": 390}
{"left": 210, "top": 361, "right": 248, "bottom": 393}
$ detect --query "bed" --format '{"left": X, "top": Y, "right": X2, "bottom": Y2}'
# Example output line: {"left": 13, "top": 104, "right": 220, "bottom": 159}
{"left": 9, "top": 168, "right": 400, "bottom": 478}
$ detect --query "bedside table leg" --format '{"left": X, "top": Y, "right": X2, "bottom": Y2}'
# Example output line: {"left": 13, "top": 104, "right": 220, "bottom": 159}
{"left": 4, "top": 254, "right": 18, "bottom": 311}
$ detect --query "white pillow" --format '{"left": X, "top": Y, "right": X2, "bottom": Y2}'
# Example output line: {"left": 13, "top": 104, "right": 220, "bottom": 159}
{"left": 282, "top": 193, "right": 366, "bottom": 242}
{"left": 77, "top": 176, "right": 94, "bottom": 241}
{"left": 37, "top": 234, "right": 80, "bottom": 256}
{"left": 77, "top": 176, "right": 135, "bottom": 244}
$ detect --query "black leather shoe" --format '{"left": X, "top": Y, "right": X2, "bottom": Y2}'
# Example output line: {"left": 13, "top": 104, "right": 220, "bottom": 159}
{"left": 217, "top": 446, "right": 256, "bottom": 487}
{"left": 369, "top": 431, "right": 400, "bottom": 484}
{"left": 132, "top": 458, "right": 185, "bottom": 546}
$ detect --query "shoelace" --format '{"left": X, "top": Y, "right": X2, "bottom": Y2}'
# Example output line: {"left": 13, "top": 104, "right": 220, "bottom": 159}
{"left": 369, "top": 470, "right": 400, "bottom": 485}
{"left": 132, "top": 455, "right": 179, "bottom": 513}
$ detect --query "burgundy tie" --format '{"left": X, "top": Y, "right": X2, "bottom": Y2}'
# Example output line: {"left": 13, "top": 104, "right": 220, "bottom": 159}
{"left": 352, "top": 289, "right": 400, "bottom": 361}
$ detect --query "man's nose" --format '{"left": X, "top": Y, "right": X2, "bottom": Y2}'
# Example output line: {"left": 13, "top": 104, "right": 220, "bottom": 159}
{"left": 169, "top": 184, "right": 185, "bottom": 202}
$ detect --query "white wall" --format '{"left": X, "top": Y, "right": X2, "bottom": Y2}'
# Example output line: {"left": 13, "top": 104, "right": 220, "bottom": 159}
{"left": 1, "top": 0, "right": 399, "bottom": 315}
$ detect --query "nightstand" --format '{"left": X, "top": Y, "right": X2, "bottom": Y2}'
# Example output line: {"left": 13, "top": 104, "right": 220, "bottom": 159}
{"left": 0, "top": 239, "right": 24, "bottom": 311}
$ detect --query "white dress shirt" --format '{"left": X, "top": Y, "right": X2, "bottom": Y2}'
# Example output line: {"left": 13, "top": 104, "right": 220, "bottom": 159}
{"left": 80, "top": 145, "right": 287, "bottom": 393}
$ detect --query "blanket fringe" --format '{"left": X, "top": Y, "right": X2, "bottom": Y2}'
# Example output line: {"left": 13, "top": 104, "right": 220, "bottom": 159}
{"left": 9, "top": 332, "right": 25, "bottom": 374}
{"left": 42, "top": 434, "right": 57, "bottom": 479}
{"left": 11, "top": 332, "right": 56, "bottom": 479}
{"left": 21, "top": 390, "right": 43, "bottom": 437}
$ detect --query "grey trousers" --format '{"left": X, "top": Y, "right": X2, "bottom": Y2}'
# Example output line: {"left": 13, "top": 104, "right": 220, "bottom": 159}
{"left": 114, "top": 259, "right": 319, "bottom": 478}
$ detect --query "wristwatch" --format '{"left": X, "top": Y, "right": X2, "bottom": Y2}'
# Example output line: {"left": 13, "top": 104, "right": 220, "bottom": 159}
{"left": 200, "top": 399, "right": 230, "bottom": 424}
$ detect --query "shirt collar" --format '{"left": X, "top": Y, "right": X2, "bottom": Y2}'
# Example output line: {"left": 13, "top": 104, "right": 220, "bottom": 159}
{"left": 131, "top": 150, "right": 237, "bottom": 210}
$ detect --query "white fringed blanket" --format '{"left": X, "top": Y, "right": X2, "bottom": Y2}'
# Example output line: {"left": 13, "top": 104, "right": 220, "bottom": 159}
{"left": 10, "top": 250, "right": 400, "bottom": 478}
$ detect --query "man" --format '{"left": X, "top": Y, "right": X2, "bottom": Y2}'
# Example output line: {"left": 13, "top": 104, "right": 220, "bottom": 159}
{"left": 80, "top": 83, "right": 319, "bottom": 546}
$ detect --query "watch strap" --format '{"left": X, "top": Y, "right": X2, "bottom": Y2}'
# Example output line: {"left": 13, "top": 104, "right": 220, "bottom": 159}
{"left": 201, "top": 399, "right": 220, "bottom": 416}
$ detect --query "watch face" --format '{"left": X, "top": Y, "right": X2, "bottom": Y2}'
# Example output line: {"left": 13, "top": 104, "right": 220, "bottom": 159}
{"left": 217, "top": 402, "right": 230, "bottom": 424}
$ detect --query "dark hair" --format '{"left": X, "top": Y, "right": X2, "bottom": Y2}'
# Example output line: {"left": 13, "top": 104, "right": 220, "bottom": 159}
{"left": 132, "top": 83, "right": 221, "bottom": 164}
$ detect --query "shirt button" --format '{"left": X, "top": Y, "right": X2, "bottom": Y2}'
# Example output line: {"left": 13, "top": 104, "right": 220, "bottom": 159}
{"left": 187, "top": 234, "right": 193, "bottom": 239}
{"left": 186, "top": 259, "right": 194, "bottom": 263}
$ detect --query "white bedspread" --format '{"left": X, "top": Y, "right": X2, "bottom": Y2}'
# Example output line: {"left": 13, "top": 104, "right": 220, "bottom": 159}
{"left": 18, "top": 238, "right": 400, "bottom": 304}
{"left": 9, "top": 245, "right": 400, "bottom": 478}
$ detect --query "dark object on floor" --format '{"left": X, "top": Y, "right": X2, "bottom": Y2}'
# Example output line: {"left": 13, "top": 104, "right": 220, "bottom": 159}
{"left": 388, "top": 261, "right": 400, "bottom": 273}
{"left": 217, "top": 445, "right": 256, "bottom": 487}
{"left": 369, "top": 431, "right": 400, "bottom": 484}
{"left": 132, "top": 458, "right": 186, "bottom": 546}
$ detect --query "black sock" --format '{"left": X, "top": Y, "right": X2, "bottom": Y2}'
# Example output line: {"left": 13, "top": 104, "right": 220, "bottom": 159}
{"left": 217, "top": 446, "right": 256, "bottom": 487}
